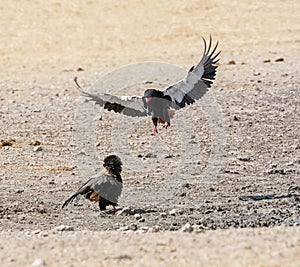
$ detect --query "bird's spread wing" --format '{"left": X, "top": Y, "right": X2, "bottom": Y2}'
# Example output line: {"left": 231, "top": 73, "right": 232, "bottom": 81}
{"left": 61, "top": 176, "right": 98, "bottom": 208}
{"left": 62, "top": 173, "right": 122, "bottom": 208}
{"left": 74, "top": 77, "right": 148, "bottom": 117}
{"left": 163, "top": 36, "right": 221, "bottom": 109}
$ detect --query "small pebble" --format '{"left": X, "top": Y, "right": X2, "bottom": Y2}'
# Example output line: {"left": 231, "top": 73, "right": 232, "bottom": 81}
{"left": 30, "top": 140, "right": 41, "bottom": 146}
{"left": 134, "top": 213, "right": 142, "bottom": 220}
{"left": 179, "top": 223, "right": 193, "bottom": 233}
{"left": 237, "top": 156, "right": 251, "bottom": 162}
{"left": 31, "top": 258, "right": 46, "bottom": 267}
{"left": 52, "top": 225, "right": 74, "bottom": 232}
{"left": 116, "top": 207, "right": 135, "bottom": 216}
{"left": 33, "top": 146, "right": 43, "bottom": 152}
{"left": 160, "top": 212, "right": 167, "bottom": 218}
{"left": 169, "top": 209, "right": 177, "bottom": 216}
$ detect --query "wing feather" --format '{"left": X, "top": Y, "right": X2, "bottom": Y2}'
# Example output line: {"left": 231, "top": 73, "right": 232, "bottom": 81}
{"left": 163, "top": 36, "right": 221, "bottom": 109}
{"left": 62, "top": 173, "right": 122, "bottom": 208}
{"left": 74, "top": 77, "right": 148, "bottom": 117}
{"left": 92, "top": 174, "right": 123, "bottom": 204}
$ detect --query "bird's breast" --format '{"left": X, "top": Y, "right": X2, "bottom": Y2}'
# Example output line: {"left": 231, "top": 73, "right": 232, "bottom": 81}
{"left": 88, "top": 191, "right": 99, "bottom": 202}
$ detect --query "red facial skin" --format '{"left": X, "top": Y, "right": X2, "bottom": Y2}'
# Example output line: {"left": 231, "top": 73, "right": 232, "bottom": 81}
{"left": 145, "top": 96, "right": 152, "bottom": 103}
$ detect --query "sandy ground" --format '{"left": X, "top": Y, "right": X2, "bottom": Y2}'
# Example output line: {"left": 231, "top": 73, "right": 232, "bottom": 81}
{"left": 1, "top": 0, "right": 300, "bottom": 266}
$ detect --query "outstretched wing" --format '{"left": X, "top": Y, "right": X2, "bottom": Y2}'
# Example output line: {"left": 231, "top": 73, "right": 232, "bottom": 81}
{"left": 163, "top": 36, "right": 221, "bottom": 109}
{"left": 74, "top": 77, "right": 149, "bottom": 117}
{"left": 62, "top": 176, "right": 98, "bottom": 208}
{"left": 62, "top": 173, "right": 122, "bottom": 208}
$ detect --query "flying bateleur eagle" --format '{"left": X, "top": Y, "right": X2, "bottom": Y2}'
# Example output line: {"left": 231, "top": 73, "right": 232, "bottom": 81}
{"left": 62, "top": 155, "right": 123, "bottom": 213}
{"left": 74, "top": 36, "right": 221, "bottom": 134}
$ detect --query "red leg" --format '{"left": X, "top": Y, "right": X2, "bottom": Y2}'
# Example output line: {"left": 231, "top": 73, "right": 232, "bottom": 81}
{"left": 152, "top": 125, "right": 158, "bottom": 134}
{"left": 163, "top": 122, "right": 170, "bottom": 129}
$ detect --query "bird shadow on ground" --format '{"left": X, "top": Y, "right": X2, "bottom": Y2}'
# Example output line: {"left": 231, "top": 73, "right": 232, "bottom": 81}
{"left": 239, "top": 193, "right": 300, "bottom": 201}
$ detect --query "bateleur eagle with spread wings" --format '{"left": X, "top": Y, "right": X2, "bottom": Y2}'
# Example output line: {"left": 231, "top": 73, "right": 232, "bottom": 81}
{"left": 62, "top": 155, "right": 123, "bottom": 213}
{"left": 74, "top": 36, "right": 221, "bottom": 134}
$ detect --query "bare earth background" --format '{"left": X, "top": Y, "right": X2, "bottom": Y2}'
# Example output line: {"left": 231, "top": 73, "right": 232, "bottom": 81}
{"left": 0, "top": 0, "right": 300, "bottom": 266}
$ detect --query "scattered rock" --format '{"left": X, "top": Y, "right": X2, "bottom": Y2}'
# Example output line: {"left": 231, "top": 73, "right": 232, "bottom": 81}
{"left": 128, "top": 223, "right": 138, "bottom": 231}
{"left": 263, "top": 59, "right": 271, "bottom": 63}
{"left": 160, "top": 212, "right": 167, "bottom": 218}
{"left": 134, "top": 213, "right": 142, "bottom": 220}
{"left": 237, "top": 156, "right": 251, "bottom": 161}
{"left": 138, "top": 218, "right": 145, "bottom": 223}
{"left": 14, "top": 189, "right": 24, "bottom": 193}
{"left": 148, "top": 226, "right": 160, "bottom": 233}
{"left": 39, "top": 231, "right": 49, "bottom": 237}
{"left": 118, "top": 226, "right": 129, "bottom": 231}
{"left": 169, "top": 209, "right": 177, "bottom": 216}
{"left": 227, "top": 60, "right": 236, "bottom": 65}
{"left": 0, "top": 139, "right": 15, "bottom": 147}
{"left": 233, "top": 115, "right": 239, "bottom": 121}
{"left": 267, "top": 169, "right": 286, "bottom": 175}
{"left": 179, "top": 223, "right": 193, "bottom": 233}
{"left": 275, "top": 57, "right": 284, "bottom": 62}
{"left": 52, "top": 225, "right": 74, "bottom": 232}
{"left": 204, "top": 209, "right": 214, "bottom": 214}
{"left": 33, "top": 146, "right": 43, "bottom": 152}
{"left": 30, "top": 140, "right": 41, "bottom": 146}
{"left": 144, "top": 153, "right": 157, "bottom": 158}
{"left": 116, "top": 207, "right": 135, "bottom": 216}
{"left": 31, "top": 258, "right": 46, "bottom": 267}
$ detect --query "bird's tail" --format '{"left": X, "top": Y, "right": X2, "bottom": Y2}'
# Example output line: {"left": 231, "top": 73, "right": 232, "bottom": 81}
{"left": 62, "top": 194, "right": 78, "bottom": 209}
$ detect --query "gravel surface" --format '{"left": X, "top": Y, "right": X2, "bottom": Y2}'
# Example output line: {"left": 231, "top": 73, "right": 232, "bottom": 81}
{"left": 0, "top": 1, "right": 299, "bottom": 266}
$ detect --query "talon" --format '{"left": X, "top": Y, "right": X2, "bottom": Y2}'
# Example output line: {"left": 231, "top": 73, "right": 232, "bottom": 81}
{"left": 152, "top": 126, "right": 158, "bottom": 134}
{"left": 163, "top": 122, "right": 170, "bottom": 129}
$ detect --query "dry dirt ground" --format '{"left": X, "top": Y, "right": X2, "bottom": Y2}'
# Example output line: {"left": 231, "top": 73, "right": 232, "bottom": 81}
{"left": 1, "top": 1, "right": 300, "bottom": 266}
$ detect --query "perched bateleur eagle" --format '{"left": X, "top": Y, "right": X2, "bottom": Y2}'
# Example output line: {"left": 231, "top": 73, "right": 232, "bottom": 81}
{"left": 74, "top": 36, "right": 221, "bottom": 134}
{"left": 62, "top": 155, "right": 123, "bottom": 213}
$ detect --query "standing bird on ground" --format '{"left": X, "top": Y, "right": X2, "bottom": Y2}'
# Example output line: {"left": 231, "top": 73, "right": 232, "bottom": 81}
{"left": 74, "top": 36, "right": 221, "bottom": 134}
{"left": 62, "top": 155, "right": 123, "bottom": 213}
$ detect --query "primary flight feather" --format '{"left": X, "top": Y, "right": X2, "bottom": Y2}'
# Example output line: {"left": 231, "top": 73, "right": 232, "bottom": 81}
{"left": 74, "top": 36, "right": 221, "bottom": 134}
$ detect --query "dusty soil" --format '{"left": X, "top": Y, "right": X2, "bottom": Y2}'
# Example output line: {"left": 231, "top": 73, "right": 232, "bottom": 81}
{"left": 0, "top": 0, "right": 300, "bottom": 266}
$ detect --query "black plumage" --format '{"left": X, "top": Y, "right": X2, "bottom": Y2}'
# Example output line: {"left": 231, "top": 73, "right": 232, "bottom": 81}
{"left": 74, "top": 36, "right": 221, "bottom": 134}
{"left": 62, "top": 155, "right": 123, "bottom": 212}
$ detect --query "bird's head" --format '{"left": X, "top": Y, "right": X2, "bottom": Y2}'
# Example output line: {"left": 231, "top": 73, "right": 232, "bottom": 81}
{"left": 103, "top": 155, "right": 123, "bottom": 175}
{"left": 143, "top": 89, "right": 160, "bottom": 103}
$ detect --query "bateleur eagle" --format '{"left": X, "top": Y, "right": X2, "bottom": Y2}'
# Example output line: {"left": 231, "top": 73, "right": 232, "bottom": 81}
{"left": 74, "top": 36, "right": 221, "bottom": 134}
{"left": 62, "top": 155, "right": 123, "bottom": 213}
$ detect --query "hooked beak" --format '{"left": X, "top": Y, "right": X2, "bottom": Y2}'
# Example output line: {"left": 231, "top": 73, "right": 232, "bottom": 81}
{"left": 144, "top": 96, "right": 152, "bottom": 103}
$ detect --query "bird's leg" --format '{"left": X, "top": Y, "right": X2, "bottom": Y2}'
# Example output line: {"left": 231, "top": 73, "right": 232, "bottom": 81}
{"left": 163, "top": 122, "right": 170, "bottom": 129}
{"left": 152, "top": 117, "right": 158, "bottom": 134}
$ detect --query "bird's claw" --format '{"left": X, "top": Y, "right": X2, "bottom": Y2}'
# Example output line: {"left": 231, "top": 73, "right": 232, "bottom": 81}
{"left": 152, "top": 126, "right": 158, "bottom": 134}
{"left": 163, "top": 122, "right": 170, "bottom": 129}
